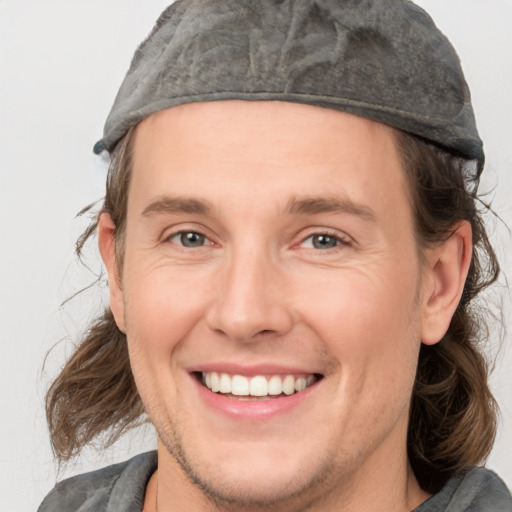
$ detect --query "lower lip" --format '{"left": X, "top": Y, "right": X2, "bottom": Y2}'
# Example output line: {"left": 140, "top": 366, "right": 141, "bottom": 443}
{"left": 192, "top": 375, "right": 318, "bottom": 421}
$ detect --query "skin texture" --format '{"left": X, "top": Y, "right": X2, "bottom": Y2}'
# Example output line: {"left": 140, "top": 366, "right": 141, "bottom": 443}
{"left": 98, "top": 101, "right": 472, "bottom": 512}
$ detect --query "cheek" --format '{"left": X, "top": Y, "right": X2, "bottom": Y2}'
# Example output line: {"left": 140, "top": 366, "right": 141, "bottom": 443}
{"left": 293, "top": 259, "right": 422, "bottom": 389}
{"left": 121, "top": 261, "right": 213, "bottom": 367}
{"left": 121, "top": 264, "right": 212, "bottom": 415}
{"left": 300, "top": 265, "right": 419, "bottom": 342}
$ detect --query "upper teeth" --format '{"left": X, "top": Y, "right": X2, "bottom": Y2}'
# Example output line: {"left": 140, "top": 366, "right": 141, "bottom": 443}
{"left": 202, "top": 372, "right": 316, "bottom": 397}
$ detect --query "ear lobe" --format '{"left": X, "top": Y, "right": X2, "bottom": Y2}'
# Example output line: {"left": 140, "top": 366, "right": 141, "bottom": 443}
{"left": 97, "top": 212, "right": 126, "bottom": 333}
{"left": 421, "top": 222, "right": 472, "bottom": 346}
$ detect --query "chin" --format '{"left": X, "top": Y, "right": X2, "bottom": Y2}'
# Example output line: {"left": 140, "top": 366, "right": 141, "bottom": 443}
{"left": 161, "top": 429, "right": 335, "bottom": 509}
{"left": 184, "top": 464, "right": 327, "bottom": 509}
{"left": 198, "top": 473, "right": 309, "bottom": 508}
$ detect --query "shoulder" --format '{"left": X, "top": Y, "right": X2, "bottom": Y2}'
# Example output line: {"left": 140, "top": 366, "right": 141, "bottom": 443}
{"left": 415, "top": 467, "right": 512, "bottom": 512}
{"left": 449, "top": 468, "right": 512, "bottom": 511}
{"left": 37, "top": 451, "right": 158, "bottom": 512}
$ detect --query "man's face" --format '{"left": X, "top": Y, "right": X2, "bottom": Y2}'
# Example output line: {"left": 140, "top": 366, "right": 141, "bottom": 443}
{"left": 110, "top": 101, "right": 429, "bottom": 506}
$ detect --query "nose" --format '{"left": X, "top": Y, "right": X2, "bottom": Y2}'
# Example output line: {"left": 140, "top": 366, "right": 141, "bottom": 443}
{"left": 205, "top": 247, "right": 294, "bottom": 343}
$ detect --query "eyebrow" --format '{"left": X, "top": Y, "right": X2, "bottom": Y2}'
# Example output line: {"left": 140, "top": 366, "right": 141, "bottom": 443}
{"left": 141, "top": 196, "right": 212, "bottom": 217}
{"left": 285, "top": 196, "right": 376, "bottom": 221}
{"left": 140, "top": 194, "right": 376, "bottom": 221}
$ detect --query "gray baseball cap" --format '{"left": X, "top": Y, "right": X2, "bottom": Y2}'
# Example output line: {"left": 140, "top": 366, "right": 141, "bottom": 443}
{"left": 93, "top": 0, "right": 484, "bottom": 173}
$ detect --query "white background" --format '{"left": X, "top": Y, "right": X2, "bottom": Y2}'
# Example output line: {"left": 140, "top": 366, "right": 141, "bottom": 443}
{"left": 0, "top": 1, "right": 511, "bottom": 510}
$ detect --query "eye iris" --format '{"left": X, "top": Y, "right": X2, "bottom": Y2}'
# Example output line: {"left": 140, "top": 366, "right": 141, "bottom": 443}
{"left": 180, "top": 232, "right": 205, "bottom": 247}
{"left": 312, "top": 234, "right": 337, "bottom": 249}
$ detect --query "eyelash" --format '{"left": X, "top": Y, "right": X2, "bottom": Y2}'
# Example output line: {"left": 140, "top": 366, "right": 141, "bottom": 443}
{"left": 298, "top": 231, "right": 352, "bottom": 251}
{"left": 165, "top": 231, "right": 213, "bottom": 248}
{"left": 164, "top": 229, "right": 351, "bottom": 252}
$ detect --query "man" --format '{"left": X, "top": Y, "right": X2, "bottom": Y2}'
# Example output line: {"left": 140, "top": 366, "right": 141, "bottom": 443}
{"left": 38, "top": 1, "right": 512, "bottom": 511}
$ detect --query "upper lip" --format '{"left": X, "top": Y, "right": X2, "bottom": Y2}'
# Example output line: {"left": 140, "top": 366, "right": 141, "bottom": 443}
{"left": 189, "top": 363, "right": 321, "bottom": 377}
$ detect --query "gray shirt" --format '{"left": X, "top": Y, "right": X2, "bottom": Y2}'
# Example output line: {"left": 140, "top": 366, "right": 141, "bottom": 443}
{"left": 38, "top": 451, "right": 512, "bottom": 511}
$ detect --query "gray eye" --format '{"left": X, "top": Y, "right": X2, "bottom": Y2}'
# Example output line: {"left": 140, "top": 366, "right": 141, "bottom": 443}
{"left": 311, "top": 234, "right": 338, "bottom": 249}
{"left": 173, "top": 232, "right": 207, "bottom": 247}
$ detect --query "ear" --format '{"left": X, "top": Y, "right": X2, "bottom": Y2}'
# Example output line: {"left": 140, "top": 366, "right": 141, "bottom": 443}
{"left": 421, "top": 221, "right": 472, "bottom": 345}
{"left": 97, "top": 212, "right": 126, "bottom": 333}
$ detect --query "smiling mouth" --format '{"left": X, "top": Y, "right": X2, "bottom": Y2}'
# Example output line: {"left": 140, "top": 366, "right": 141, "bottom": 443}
{"left": 197, "top": 371, "right": 322, "bottom": 401}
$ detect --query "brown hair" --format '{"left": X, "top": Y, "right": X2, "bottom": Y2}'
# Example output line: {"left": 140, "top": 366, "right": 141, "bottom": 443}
{"left": 45, "top": 127, "right": 500, "bottom": 493}
{"left": 396, "top": 132, "right": 500, "bottom": 493}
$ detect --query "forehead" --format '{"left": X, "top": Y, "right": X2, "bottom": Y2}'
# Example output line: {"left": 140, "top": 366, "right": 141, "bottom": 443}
{"left": 129, "top": 101, "right": 412, "bottom": 224}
